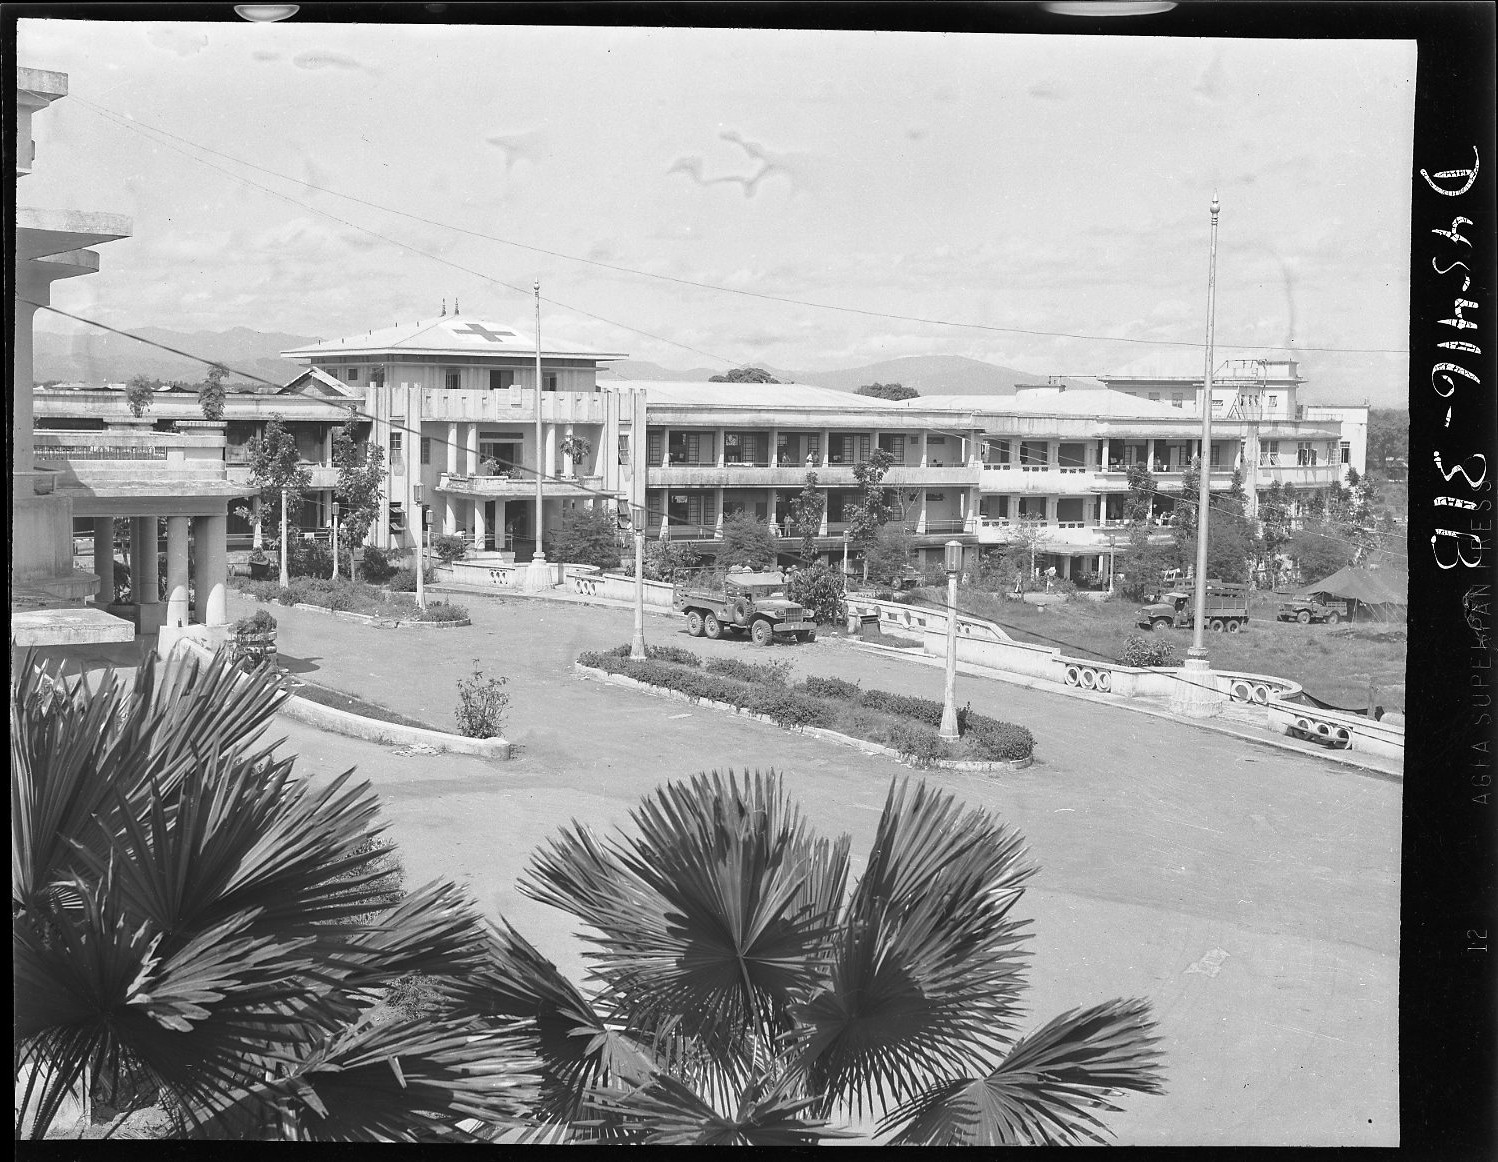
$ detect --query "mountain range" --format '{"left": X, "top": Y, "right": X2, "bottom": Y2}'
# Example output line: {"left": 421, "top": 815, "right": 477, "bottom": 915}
{"left": 33, "top": 326, "right": 1090, "bottom": 397}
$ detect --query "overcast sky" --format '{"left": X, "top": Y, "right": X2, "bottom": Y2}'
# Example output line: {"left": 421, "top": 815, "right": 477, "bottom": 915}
{"left": 19, "top": 19, "right": 1416, "bottom": 404}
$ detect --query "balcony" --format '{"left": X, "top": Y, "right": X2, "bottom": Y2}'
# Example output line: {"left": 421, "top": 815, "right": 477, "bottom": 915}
{"left": 979, "top": 464, "right": 1097, "bottom": 495}
{"left": 224, "top": 454, "right": 339, "bottom": 490}
{"left": 438, "top": 470, "right": 611, "bottom": 500}
{"left": 421, "top": 386, "right": 610, "bottom": 425}
{"left": 32, "top": 429, "right": 241, "bottom": 500}
{"left": 648, "top": 461, "right": 977, "bottom": 489}
{"left": 1254, "top": 461, "right": 1338, "bottom": 488}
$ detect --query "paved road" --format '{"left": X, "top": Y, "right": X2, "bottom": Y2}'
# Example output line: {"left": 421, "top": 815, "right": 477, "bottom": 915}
{"left": 243, "top": 591, "right": 1401, "bottom": 1146}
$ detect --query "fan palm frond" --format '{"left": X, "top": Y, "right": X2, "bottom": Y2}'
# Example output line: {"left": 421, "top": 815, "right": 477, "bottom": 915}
{"left": 521, "top": 769, "right": 846, "bottom": 1087}
{"left": 795, "top": 777, "right": 1038, "bottom": 1117}
{"left": 879, "top": 997, "right": 1167, "bottom": 1145}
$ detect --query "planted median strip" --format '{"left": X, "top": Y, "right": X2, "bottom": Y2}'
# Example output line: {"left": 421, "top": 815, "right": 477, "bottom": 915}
{"left": 576, "top": 644, "right": 1035, "bottom": 770}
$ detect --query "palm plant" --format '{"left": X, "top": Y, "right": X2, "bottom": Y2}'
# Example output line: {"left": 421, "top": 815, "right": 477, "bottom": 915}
{"left": 498, "top": 769, "right": 1166, "bottom": 1144}
{"left": 12, "top": 650, "right": 540, "bottom": 1140}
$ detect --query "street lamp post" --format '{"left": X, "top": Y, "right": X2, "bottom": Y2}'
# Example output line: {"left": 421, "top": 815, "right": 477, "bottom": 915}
{"left": 413, "top": 484, "right": 426, "bottom": 610}
{"left": 939, "top": 539, "right": 962, "bottom": 741}
{"left": 1173, "top": 195, "right": 1224, "bottom": 719}
{"left": 331, "top": 501, "right": 340, "bottom": 580}
{"left": 630, "top": 504, "right": 647, "bottom": 660}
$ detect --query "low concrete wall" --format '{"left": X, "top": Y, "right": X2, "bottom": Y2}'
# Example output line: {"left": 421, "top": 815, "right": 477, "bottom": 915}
{"left": 1265, "top": 698, "right": 1404, "bottom": 762}
{"left": 569, "top": 568, "right": 676, "bottom": 609}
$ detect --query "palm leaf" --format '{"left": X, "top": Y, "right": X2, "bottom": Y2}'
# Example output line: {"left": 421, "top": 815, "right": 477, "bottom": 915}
{"left": 795, "top": 776, "right": 1038, "bottom": 1118}
{"left": 520, "top": 768, "right": 846, "bottom": 1092}
{"left": 880, "top": 997, "right": 1167, "bottom": 1145}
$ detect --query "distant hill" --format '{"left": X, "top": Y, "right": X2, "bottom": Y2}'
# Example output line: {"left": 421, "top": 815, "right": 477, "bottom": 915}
{"left": 607, "top": 353, "right": 1090, "bottom": 395}
{"left": 33, "top": 326, "right": 319, "bottom": 387}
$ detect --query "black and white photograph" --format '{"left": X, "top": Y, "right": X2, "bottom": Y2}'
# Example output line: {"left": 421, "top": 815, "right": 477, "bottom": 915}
{"left": 10, "top": 2, "right": 1494, "bottom": 1151}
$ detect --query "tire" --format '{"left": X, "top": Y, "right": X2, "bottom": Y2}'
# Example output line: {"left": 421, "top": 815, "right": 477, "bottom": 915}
{"left": 704, "top": 613, "right": 724, "bottom": 640}
{"left": 1297, "top": 609, "right": 1311, "bottom": 624}
{"left": 1326, "top": 611, "right": 1340, "bottom": 625}
{"left": 732, "top": 596, "right": 754, "bottom": 625}
{"left": 1151, "top": 618, "right": 1172, "bottom": 632}
{"left": 1209, "top": 618, "right": 1225, "bottom": 633}
{"left": 751, "top": 618, "right": 773, "bottom": 646}
{"left": 1227, "top": 619, "right": 1242, "bottom": 634}
{"left": 686, "top": 610, "right": 704, "bottom": 637}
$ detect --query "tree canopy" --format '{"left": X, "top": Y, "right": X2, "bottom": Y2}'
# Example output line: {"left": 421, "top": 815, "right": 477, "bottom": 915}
{"left": 331, "top": 410, "right": 386, "bottom": 551}
{"left": 545, "top": 506, "right": 623, "bottom": 571}
{"left": 855, "top": 382, "right": 919, "bottom": 401}
{"left": 708, "top": 367, "right": 780, "bottom": 383}
{"left": 787, "top": 472, "right": 826, "bottom": 563}
{"left": 246, "top": 413, "right": 311, "bottom": 529}
{"left": 716, "top": 512, "right": 779, "bottom": 570}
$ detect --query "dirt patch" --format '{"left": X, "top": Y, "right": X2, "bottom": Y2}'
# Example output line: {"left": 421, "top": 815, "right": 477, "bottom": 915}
{"left": 290, "top": 679, "right": 440, "bottom": 731}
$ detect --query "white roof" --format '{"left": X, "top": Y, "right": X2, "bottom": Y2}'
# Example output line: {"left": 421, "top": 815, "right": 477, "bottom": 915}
{"left": 281, "top": 317, "right": 626, "bottom": 362}
{"left": 899, "top": 389, "right": 1187, "bottom": 419}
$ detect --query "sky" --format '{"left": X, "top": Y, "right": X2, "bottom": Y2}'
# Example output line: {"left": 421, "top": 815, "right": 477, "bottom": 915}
{"left": 18, "top": 18, "right": 1418, "bottom": 404}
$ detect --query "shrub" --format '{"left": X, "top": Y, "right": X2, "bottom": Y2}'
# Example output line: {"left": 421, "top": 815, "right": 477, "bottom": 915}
{"left": 803, "top": 675, "right": 860, "bottom": 701}
{"left": 742, "top": 685, "right": 835, "bottom": 729}
{"left": 432, "top": 533, "right": 468, "bottom": 563}
{"left": 963, "top": 715, "right": 1035, "bottom": 762}
{"left": 1119, "top": 633, "right": 1179, "bottom": 668}
{"left": 360, "top": 545, "right": 398, "bottom": 583}
{"left": 704, "top": 657, "right": 791, "bottom": 686}
{"left": 418, "top": 601, "right": 468, "bottom": 623}
{"left": 455, "top": 660, "right": 509, "bottom": 738}
{"left": 600, "top": 643, "right": 702, "bottom": 667}
{"left": 230, "top": 608, "right": 277, "bottom": 634}
{"left": 545, "top": 507, "right": 623, "bottom": 571}
{"left": 882, "top": 723, "right": 949, "bottom": 767}
{"left": 786, "top": 561, "right": 846, "bottom": 625}
{"left": 390, "top": 565, "right": 438, "bottom": 592}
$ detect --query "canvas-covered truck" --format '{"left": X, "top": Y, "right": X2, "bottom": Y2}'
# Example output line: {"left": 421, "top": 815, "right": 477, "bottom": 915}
{"left": 1276, "top": 595, "right": 1348, "bottom": 624}
{"left": 673, "top": 569, "right": 818, "bottom": 645}
{"left": 1137, "top": 581, "right": 1250, "bottom": 634}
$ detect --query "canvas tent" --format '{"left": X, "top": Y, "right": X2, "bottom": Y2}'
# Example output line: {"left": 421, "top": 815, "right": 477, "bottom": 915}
{"left": 1296, "top": 563, "right": 1408, "bottom": 620}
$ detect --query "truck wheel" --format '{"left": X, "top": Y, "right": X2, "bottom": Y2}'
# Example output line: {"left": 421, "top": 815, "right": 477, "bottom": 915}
{"left": 1227, "top": 619, "right": 1242, "bottom": 634}
{"left": 686, "top": 611, "right": 704, "bottom": 637}
{"left": 1151, "top": 618, "right": 1172, "bottom": 632}
{"left": 704, "top": 613, "right": 724, "bottom": 640}
{"left": 1210, "top": 618, "right": 1225, "bottom": 633}
{"left": 1297, "top": 609, "right": 1311, "bottom": 624}
{"left": 1325, "top": 611, "right": 1340, "bottom": 625}
{"left": 732, "top": 596, "right": 754, "bottom": 625}
{"left": 751, "top": 618, "right": 774, "bottom": 646}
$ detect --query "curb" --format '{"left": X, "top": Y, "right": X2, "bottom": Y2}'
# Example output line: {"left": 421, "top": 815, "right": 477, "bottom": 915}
{"left": 848, "top": 639, "right": 1402, "bottom": 781}
{"left": 264, "top": 596, "right": 472, "bottom": 630}
{"left": 573, "top": 662, "right": 1033, "bottom": 773}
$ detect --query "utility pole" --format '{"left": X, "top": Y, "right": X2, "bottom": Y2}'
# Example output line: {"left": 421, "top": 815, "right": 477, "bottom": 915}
{"left": 630, "top": 505, "right": 647, "bottom": 659}
{"left": 939, "top": 540, "right": 962, "bottom": 741}
{"left": 534, "top": 279, "right": 544, "bottom": 558}
{"left": 279, "top": 487, "right": 289, "bottom": 589}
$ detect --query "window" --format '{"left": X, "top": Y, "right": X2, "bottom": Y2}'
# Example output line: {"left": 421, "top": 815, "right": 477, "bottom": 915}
{"left": 1267, "top": 394, "right": 1279, "bottom": 410}
{"left": 388, "top": 503, "right": 405, "bottom": 536}
{"left": 543, "top": 373, "right": 558, "bottom": 392}
{"left": 987, "top": 439, "right": 1011, "bottom": 465}
{"left": 878, "top": 433, "right": 906, "bottom": 464}
{"left": 390, "top": 432, "right": 402, "bottom": 453}
{"left": 1056, "top": 442, "right": 1087, "bottom": 469}
{"left": 618, "top": 433, "right": 631, "bottom": 466}
{"left": 1148, "top": 392, "right": 1161, "bottom": 401}
{"left": 420, "top": 437, "right": 431, "bottom": 465}
{"left": 1019, "top": 441, "right": 1049, "bottom": 467}
{"left": 1171, "top": 393, "right": 1184, "bottom": 408}
{"left": 346, "top": 367, "right": 360, "bottom": 383}
{"left": 1209, "top": 443, "right": 1221, "bottom": 468}
{"left": 1341, "top": 441, "right": 1351, "bottom": 464}
{"left": 444, "top": 368, "right": 461, "bottom": 390}
{"left": 489, "top": 369, "right": 515, "bottom": 390}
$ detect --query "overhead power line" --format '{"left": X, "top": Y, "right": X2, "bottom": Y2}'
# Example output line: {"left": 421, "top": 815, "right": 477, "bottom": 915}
{"left": 72, "top": 95, "right": 1411, "bottom": 359}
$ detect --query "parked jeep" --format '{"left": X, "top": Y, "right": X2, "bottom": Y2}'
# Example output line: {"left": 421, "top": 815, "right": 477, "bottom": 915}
{"left": 672, "top": 568, "right": 818, "bottom": 645}
{"left": 1276, "top": 596, "right": 1348, "bottom": 625}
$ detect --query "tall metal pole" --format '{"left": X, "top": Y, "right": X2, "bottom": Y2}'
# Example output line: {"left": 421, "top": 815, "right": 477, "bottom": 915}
{"left": 1189, "top": 197, "right": 1221, "bottom": 658}
{"left": 939, "top": 541, "right": 961, "bottom": 740}
{"left": 631, "top": 518, "right": 647, "bottom": 660}
{"left": 279, "top": 487, "right": 289, "bottom": 589}
{"left": 534, "top": 280, "right": 544, "bottom": 560}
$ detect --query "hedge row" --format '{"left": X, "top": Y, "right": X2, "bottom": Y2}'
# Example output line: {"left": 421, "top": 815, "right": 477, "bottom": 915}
{"left": 579, "top": 647, "right": 1034, "bottom": 762}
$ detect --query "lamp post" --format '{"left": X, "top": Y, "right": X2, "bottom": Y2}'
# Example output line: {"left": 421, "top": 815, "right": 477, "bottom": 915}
{"left": 413, "top": 484, "right": 426, "bottom": 610}
{"left": 331, "top": 501, "right": 340, "bottom": 580}
{"left": 533, "top": 279, "right": 544, "bottom": 559}
{"left": 1173, "top": 194, "right": 1223, "bottom": 718}
{"left": 278, "top": 486, "right": 289, "bottom": 589}
{"left": 939, "top": 539, "right": 962, "bottom": 741}
{"left": 841, "top": 531, "right": 850, "bottom": 580}
{"left": 630, "top": 504, "right": 647, "bottom": 660}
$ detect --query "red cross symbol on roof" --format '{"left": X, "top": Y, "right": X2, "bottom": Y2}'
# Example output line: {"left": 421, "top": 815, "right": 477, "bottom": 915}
{"left": 452, "top": 322, "right": 511, "bottom": 342}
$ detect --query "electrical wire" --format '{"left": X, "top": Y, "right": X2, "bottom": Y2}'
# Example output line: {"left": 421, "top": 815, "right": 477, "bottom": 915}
{"left": 71, "top": 94, "right": 1411, "bottom": 358}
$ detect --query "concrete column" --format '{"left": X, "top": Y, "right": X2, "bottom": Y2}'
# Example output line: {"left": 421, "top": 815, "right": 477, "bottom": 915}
{"left": 131, "top": 517, "right": 159, "bottom": 606}
{"left": 165, "top": 516, "right": 191, "bottom": 628}
{"left": 715, "top": 488, "right": 725, "bottom": 536}
{"left": 474, "top": 501, "right": 487, "bottom": 552}
{"left": 447, "top": 422, "right": 460, "bottom": 475}
{"left": 819, "top": 489, "right": 830, "bottom": 537}
{"left": 252, "top": 495, "right": 264, "bottom": 549}
{"left": 496, "top": 501, "right": 507, "bottom": 554}
{"left": 544, "top": 425, "right": 558, "bottom": 480}
{"left": 465, "top": 423, "right": 479, "bottom": 475}
{"left": 562, "top": 423, "right": 575, "bottom": 477}
{"left": 1146, "top": 439, "right": 1156, "bottom": 471}
{"left": 920, "top": 431, "right": 929, "bottom": 468}
{"left": 93, "top": 518, "right": 115, "bottom": 605}
{"left": 769, "top": 428, "right": 779, "bottom": 467}
{"left": 201, "top": 514, "right": 229, "bottom": 626}
{"left": 192, "top": 516, "right": 209, "bottom": 622}
{"left": 767, "top": 489, "right": 777, "bottom": 534}
{"left": 660, "top": 427, "right": 671, "bottom": 467}
{"left": 918, "top": 490, "right": 929, "bottom": 534}
{"left": 717, "top": 429, "right": 726, "bottom": 469}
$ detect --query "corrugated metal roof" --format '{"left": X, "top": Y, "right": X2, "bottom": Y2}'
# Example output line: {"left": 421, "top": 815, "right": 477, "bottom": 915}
{"left": 281, "top": 317, "right": 627, "bottom": 361}
{"left": 902, "top": 389, "right": 1187, "bottom": 419}
{"left": 603, "top": 379, "right": 905, "bottom": 411}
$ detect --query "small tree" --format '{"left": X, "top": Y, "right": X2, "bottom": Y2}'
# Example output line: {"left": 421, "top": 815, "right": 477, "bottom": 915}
{"left": 545, "top": 506, "right": 623, "bottom": 570}
{"left": 716, "top": 512, "right": 778, "bottom": 570}
{"left": 198, "top": 363, "right": 228, "bottom": 421}
{"left": 788, "top": 472, "right": 826, "bottom": 563}
{"left": 247, "top": 414, "right": 311, "bottom": 543}
{"left": 331, "top": 409, "right": 386, "bottom": 551}
{"left": 847, "top": 448, "right": 897, "bottom": 579}
{"left": 125, "top": 374, "right": 155, "bottom": 418}
{"left": 864, "top": 522, "right": 917, "bottom": 586}
{"left": 787, "top": 560, "right": 847, "bottom": 624}
{"left": 454, "top": 660, "right": 509, "bottom": 738}
{"left": 642, "top": 538, "right": 701, "bottom": 583}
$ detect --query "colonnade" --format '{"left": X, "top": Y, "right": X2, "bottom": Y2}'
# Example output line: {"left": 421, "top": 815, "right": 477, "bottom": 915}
{"left": 93, "top": 512, "right": 229, "bottom": 629}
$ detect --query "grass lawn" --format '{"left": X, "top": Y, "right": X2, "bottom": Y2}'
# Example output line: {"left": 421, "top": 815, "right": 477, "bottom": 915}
{"left": 908, "top": 586, "right": 1407, "bottom": 712}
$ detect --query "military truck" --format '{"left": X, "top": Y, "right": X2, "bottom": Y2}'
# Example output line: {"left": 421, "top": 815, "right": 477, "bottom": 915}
{"left": 1276, "top": 595, "right": 1348, "bottom": 624}
{"left": 1137, "top": 580, "right": 1250, "bottom": 633}
{"left": 672, "top": 568, "right": 818, "bottom": 645}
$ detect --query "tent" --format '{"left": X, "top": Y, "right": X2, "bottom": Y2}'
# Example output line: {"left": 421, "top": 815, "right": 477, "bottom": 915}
{"left": 1296, "top": 564, "right": 1407, "bottom": 619}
